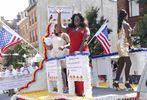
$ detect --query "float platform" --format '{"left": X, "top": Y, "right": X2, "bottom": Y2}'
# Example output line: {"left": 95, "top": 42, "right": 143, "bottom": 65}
{"left": 13, "top": 86, "right": 138, "bottom": 100}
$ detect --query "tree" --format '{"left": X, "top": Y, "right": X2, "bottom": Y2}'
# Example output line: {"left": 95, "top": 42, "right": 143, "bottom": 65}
{"left": 132, "top": 1, "right": 147, "bottom": 47}
{"left": 85, "top": 6, "right": 111, "bottom": 56}
{"left": 3, "top": 43, "right": 32, "bottom": 68}
{"left": 137, "top": 0, "right": 147, "bottom": 3}
{"left": 133, "top": 15, "right": 147, "bottom": 47}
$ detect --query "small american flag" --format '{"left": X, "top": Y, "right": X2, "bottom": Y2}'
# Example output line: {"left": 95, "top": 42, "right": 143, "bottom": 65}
{"left": 0, "top": 22, "right": 22, "bottom": 57}
{"left": 94, "top": 23, "right": 110, "bottom": 54}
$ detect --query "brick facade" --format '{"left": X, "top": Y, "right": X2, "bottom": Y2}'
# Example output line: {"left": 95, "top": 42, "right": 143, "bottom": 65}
{"left": 27, "top": 3, "right": 38, "bottom": 48}
{"left": 117, "top": 0, "right": 146, "bottom": 27}
{"left": 17, "top": 12, "right": 30, "bottom": 42}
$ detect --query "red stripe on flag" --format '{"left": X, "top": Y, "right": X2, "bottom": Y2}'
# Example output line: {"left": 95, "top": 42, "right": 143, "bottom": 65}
{"left": 11, "top": 36, "right": 16, "bottom": 42}
{"left": 1, "top": 36, "right": 17, "bottom": 51}
{"left": 100, "top": 33, "right": 110, "bottom": 46}
{"left": 97, "top": 33, "right": 110, "bottom": 53}
{"left": 93, "top": 23, "right": 110, "bottom": 54}
{"left": 96, "top": 36, "right": 110, "bottom": 53}
{"left": 17, "top": 38, "right": 20, "bottom": 41}
{"left": 96, "top": 36, "right": 109, "bottom": 53}
{"left": 99, "top": 34, "right": 110, "bottom": 49}
{"left": 1, "top": 39, "right": 22, "bottom": 53}
{"left": 1, "top": 36, "right": 22, "bottom": 52}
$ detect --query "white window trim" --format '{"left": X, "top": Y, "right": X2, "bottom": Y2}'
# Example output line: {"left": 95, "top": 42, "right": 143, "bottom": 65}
{"left": 128, "top": 0, "right": 140, "bottom": 17}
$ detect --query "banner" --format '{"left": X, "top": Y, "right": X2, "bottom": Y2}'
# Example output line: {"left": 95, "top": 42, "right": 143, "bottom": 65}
{"left": 48, "top": 6, "right": 73, "bottom": 22}
{"left": 66, "top": 54, "right": 89, "bottom": 81}
{"left": 45, "top": 60, "right": 58, "bottom": 81}
{"left": 47, "top": 6, "right": 73, "bottom": 33}
{"left": 0, "top": 74, "right": 32, "bottom": 90}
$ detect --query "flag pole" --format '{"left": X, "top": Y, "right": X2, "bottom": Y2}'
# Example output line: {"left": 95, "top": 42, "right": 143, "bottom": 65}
{"left": 88, "top": 36, "right": 95, "bottom": 45}
{"left": 21, "top": 38, "right": 41, "bottom": 54}
{"left": 0, "top": 19, "right": 41, "bottom": 55}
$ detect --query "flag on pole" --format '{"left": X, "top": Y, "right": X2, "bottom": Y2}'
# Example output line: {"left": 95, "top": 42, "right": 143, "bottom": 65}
{"left": 94, "top": 23, "right": 110, "bottom": 54}
{"left": 0, "top": 21, "right": 22, "bottom": 57}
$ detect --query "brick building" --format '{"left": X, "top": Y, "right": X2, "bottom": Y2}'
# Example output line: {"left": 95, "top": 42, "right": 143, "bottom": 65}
{"left": 17, "top": 11, "right": 29, "bottom": 41}
{"left": 18, "top": 0, "right": 38, "bottom": 51}
{"left": 117, "top": 0, "right": 147, "bottom": 27}
{"left": 26, "top": 1, "right": 38, "bottom": 48}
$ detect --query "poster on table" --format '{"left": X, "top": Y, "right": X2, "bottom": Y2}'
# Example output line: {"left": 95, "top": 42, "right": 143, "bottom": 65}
{"left": 45, "top": 60, "right": 58, "bottom": 81}
{"left": 66, "top": 55, "right": 86, "bottom": 81}
{"left": 0, "top": 74, "right": 32, "bottom": 90}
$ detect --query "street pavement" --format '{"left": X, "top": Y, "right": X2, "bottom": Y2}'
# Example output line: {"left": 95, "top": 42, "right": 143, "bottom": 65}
{"left": 0, "top": 90, "right": 11, "bottom": 100}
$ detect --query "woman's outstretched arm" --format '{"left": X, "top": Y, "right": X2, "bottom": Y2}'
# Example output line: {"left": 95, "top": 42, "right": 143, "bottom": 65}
{"left": 57, "top": 9, "right": 67, "bottom": 33}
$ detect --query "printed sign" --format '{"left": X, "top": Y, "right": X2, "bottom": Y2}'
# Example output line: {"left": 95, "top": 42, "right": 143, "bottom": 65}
{"left": 46, "top": 60, "right": 58, "bottom": 81}
{"left": 47, "top": 6, "right": 73, "bottom": 33}
{"left": 66, "top": 54, "right": 88, "bottom": 81}
{"left": 48, "top": 6, "right": 73, "bottom": 21}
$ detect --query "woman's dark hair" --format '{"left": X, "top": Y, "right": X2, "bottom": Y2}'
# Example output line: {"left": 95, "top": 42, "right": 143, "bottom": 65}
{"left": 68, "top": 13, "right": 86, "bottom": 28}
{"left": 118, "top": 9, "right": 128, "bottom": 33}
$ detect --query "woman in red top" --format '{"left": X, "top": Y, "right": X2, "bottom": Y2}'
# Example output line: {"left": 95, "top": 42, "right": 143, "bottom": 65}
{"left": 57, "top": 10, "right": 90, "bottom": 53}
{"left": 57, "top": 10, "right": 90, "bottom": 96}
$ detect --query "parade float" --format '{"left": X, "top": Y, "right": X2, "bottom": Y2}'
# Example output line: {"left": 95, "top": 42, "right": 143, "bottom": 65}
{"left": 8, "top": 6, "right": 147, "bottom": 100}
{"left": 11, "top": 48, "right": 147, "bottom": 100}
{"left": 0, "top": 3, "right": 146, "bottom": 99}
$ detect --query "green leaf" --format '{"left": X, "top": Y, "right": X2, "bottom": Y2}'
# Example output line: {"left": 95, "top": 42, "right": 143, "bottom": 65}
{"left": 85, "top": 6, "right": 112, "bottom": 56}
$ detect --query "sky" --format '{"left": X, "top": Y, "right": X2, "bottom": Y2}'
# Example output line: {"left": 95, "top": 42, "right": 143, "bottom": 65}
{"left": 0, "top": 0, "right": 28, "bottom": 20}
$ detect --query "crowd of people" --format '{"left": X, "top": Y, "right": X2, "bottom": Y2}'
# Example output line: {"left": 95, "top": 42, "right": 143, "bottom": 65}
{"left": 0, "top": 63, "right": 38, "bottom": 78}
{"left": 0, "top": 63, "right": 38, "bottom": 96}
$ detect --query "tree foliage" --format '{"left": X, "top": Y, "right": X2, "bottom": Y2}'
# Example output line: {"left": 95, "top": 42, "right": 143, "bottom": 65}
{"left": 137, "top": 0, "right": 147, "bottom": 3}
{"left": 3, "top": 43, "right": 32, "bottom": 68}
{"left": 133, "top": 15, "right": 147, "bottom": 47}
{"left": 85, "top": 6, "right": 111, "bottom": 56}
{"left": 132, "top": 0, "right": 147, "bottom": 47}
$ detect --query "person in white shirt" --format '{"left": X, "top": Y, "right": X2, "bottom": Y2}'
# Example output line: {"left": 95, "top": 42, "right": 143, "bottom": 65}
{"left": 4, "top": 65, "right": 17, "bottom": 96}
{"left": 31, "top": 62, "right": 38, "bottom": 70}
{"left": 44, "top": 23, "right": 70, "bottom": 93}
{"left": 21, "top": 63, "right": 34, "bottom": 75}
{"left": 5, "top": 65, "right": 17, "bottom": 78}
{"left": 16, "top": 66, "right": 23, "bottom": 76}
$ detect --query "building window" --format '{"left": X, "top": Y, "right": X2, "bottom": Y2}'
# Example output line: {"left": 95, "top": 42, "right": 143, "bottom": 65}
{"left": 33, "top": 30, "right": 35, "bottom": 42}
{"left": 30, "top": 32, "right": 32, "bottom": 42}
{"left": 32, "top": 31, "right": 35, "bottom": 42}
{"left": 32, "top": 13, "right": 34, "bottom": 24}
{"left": 129, "top": 0, "right": 139, "bottom": 17}
{"left": 34, "top": 11, "right": 37, "bottom": 22}
{"left": 35, "top": 29, "right": 38, "bottom": 41}
{"left": 29, "top": 18, "right": 31, "bottom": 26}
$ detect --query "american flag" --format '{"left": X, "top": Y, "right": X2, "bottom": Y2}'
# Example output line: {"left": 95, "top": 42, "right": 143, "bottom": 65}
{"left": 0, "top": 22, "right": 22, "bottom": 57}
{"left": 94, "top": 23, "right": 110, "bottom": 54}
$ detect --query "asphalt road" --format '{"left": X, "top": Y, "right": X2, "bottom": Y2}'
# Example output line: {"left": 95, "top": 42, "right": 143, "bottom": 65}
{"left": 0, "top": 91, "right": 11, "bottom": 100}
